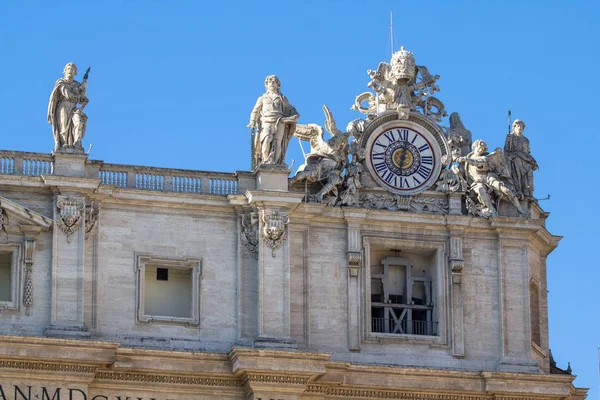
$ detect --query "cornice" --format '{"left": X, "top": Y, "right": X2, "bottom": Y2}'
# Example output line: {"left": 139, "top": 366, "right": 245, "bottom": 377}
{"left": 0, "top": 337, "right": 584, "bottom": 399}
{"left": 96, "top": 187, "right": 232, "bottom": 208}
{"left": 228, "top": 347, "right": 331, "bottom": 365}
{"left": 94, "top": 371, "right": 243, "bottom": 387}
{"left": 0, "top": 174, "right": 46, "bottom": 188}
{"left": 242, "top": 372, "right": 311, "bottom": 386}
{"left": 244, "top": 190, "right": 305, "bottom": 208}
{"left": 41, "top": 175, "right": 101, "bottom": 191}
{"left": 0, "top": 359, "right": 97, "bottom": 375}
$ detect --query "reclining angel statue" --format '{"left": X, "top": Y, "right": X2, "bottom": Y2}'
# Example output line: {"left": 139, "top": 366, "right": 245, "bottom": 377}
{"left": 289, "top": 106, "right": 351, "bottom": 203}
{"left": 455, "top": 139, "right": 524, "bottom": 218}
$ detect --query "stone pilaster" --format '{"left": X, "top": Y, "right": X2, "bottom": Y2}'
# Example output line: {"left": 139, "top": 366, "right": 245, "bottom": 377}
{"left": 495, "top": 227, "right": 538, "bottom": 372}
{"left": 46, "top": 193, "right": 89, "bottom": 338}
{"left": 256, "top": 208, "right": 293, "bottom": 346}
{"left": 448, "top": 230, "right": 464, "bottom": 358}
{"left": 344, "top": 210, "right": 366, "bottom": 351}
{"left": 245, "top": 171, "right": 303, "bottom": 348}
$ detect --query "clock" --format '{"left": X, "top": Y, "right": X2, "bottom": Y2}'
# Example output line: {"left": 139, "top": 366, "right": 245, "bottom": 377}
{"left": 364, "top": 122, "right": 443, "bottom": 195}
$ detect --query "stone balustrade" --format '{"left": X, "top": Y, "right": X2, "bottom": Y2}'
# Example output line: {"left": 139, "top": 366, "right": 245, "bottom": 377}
{"left": 0, "top": 150, "right": 54, "bottom": 176}
{"left": 0, "top": 150, "right": 252, "bottom": 196}
{"left": 98, "top": 163, "right": 243, "bottom": 195}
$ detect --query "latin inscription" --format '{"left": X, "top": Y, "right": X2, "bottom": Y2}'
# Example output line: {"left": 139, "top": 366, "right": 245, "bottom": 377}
{"left": 0, "top": 385, "right": 176, "bottom": 400}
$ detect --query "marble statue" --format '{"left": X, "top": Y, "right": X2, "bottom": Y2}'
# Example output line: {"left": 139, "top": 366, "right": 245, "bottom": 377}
{"left": 248, "top": 76, "right": 299, "bottom": 166}
{"left": 352, "top": 46, "right": 446, "bottom": 121}
{"left": 456, "top": 140, "right": 524, "bottom": 218}
{"left": 48, "top": 63, "right": 90, "bottom": 152}
{"left": 446, "top": 112, "right": 472, "bottom": 157}
{"left": 290, "top": 106, "right": 350, "bottom": 203}
{"left": 435, "top": 113, "right": 471, "bottom": 193}
{"left": 504, "top": 119, "right": 538, "bottom": 198}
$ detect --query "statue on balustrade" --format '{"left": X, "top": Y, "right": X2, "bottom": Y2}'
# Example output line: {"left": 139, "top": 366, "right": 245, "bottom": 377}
{"left": 504, "top": 119, "right": 538, "bottom": 199}
{"left": 456, "top": 139, "right": 524, "bottom": 218}
{"left": 47, "top": 63, "right": 90, "bottom": 153}
{"left": 248, "top": 75, "right": 299, "bottom": 167}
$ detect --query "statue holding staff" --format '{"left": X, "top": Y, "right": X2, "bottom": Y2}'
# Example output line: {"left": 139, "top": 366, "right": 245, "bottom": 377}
{"left": 504, "top": 119, "right": 538, "bottom": 198}
{"left": 48, "top": 63, "right": 91, "bottom": 152}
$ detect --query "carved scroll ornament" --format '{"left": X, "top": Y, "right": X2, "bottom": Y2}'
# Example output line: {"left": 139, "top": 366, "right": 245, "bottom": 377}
{"left": 241, "top": 212, "right": 259, "bottom": 259}
{"left": 85, "top": 202, "right": 100, "bottom": 240}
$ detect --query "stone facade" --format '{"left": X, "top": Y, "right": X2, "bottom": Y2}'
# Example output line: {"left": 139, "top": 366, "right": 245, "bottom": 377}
{"left": 0, "top": 46, "right": 587, "bottom": 400}
{"left": 0, "top": 149, "right": 585, "bottom": 400}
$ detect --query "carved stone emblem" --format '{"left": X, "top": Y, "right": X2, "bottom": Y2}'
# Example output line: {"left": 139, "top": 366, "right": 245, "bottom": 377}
{"left": 85, "top": 202, "right": 100, "bottom": 240}
{"left": 241, "top": 212, "right": 259, "bottom": 259}
{"left": 56, "top": 196, "right": 85, "bottom": 242}
{"left": 261, "top": 211, "right": 289, "bottom": 257}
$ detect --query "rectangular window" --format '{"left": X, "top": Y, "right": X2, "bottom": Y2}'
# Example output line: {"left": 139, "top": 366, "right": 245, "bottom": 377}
{"left": 0, "top": 244, "right": 21, "bottom": 311}
{"left": 369, "top": 250, "right": 438, "bottom": 337}
{"left": 145, "top": 266, "right": 192, "bottom": 318}
{"left": 0, "top": 252, "right": 12, "bottom": 302}
{"left": 136, "top": 254, "right": 201, "bottom": 325}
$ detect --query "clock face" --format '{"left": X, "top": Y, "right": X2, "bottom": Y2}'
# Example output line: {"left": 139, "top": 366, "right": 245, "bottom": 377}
{"left": 366, "top": 126, "right": 439, "bottom": 195}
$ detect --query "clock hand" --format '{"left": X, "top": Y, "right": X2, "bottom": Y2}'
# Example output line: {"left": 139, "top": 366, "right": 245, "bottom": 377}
{"left": 398, "top": 139, "right": 408, "bottom": 172}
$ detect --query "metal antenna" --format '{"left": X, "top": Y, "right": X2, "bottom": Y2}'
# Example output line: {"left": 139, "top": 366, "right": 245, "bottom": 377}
{"left": 389, "top": 11, "right": 395, "bottom": 57}
{"left": 508, "top": 109, "right": 512, "bottom": 134}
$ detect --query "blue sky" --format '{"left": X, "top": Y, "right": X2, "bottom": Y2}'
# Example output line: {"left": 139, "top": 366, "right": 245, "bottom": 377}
{"left": 1, "top": 0, "right": 598, "bottom": 396}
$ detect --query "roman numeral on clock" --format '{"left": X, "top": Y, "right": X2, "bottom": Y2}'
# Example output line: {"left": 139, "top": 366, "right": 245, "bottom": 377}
{"left": 374, "top": 162, "right": 387, "bottom": 173}
{"left": 398, "top": 129, "right": 409, "bottom": 141}
{"left": 382, "top": 171, "right": 397, "bottom": 186}
{"left": 418, "top": 143, "right": 430, "bottom": 152}
{"left": 422, "top": 155, "right": 433, "bottom": 165}
{"left": 416, "top": 164, "right": 432, "bottom": 180}
{"left": 384, "top": 131, "right": 396, "bottom": 143}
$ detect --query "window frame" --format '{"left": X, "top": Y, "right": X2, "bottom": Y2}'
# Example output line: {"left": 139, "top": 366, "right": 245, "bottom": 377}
{"left": 135, "top": 253, "right": 202, "bottom": 326}
{"left": 0, "top": 243, "right": 22, "bottom": 312}
{"left": 362, "top": 237, "right": 447, "bottom": 344}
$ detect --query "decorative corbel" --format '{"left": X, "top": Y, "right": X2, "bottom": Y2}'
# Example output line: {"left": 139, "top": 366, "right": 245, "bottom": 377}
{"left": 56, "top": 196, "right": 85, "bottom": 242}
{"left": 449, "top": 236, "right": 464, "bottom": 276}
{"left": 0, "top": 208, "right": 4, "bottom": 231}
{"left": 348, "top": 251, "right": 362, "bottom": 277}
{"left": 240, "top": 212, "right": 259, "bottom": 259}
{"left": 261, "top": 210, "right": 289, "bottom": 257}
{"left": 23, "top": 239, "right": 35, "bottom": 315}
